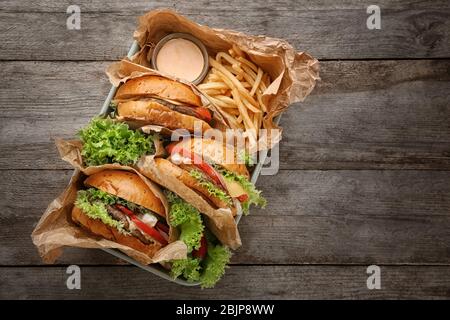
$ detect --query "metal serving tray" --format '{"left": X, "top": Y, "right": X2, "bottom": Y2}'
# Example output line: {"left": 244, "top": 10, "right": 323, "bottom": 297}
{"left": 97, "top": 41, "right": 280, "bottom": 286}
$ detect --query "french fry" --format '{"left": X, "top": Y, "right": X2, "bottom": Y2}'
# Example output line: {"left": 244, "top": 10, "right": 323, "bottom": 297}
{"left": 256, "top": 112, "right": 262, "bottom": 134}
{"left": 210, "top": 58, "right": 260, "bottom": 108}
{"left": 241, "top": 72, "right": 255, "bottom": 87}
{"left": 242, "top": 97, "right": 262, "bottom": 113}
{"left": 215, "top": 95, "right": 237, "bottom": 106}
{"left": 232, "top": 87, "right": 255, "bottom": 131}
{"left": 250, "top": 67, "right": 263, "bottom": 96}
{"left": 203, "top": 89, "right": 225, "bottom": 96}
{"left": 231, "top": 63, "right": 245, "bottom": 74}
{"left": 226, "top": 108, "right": 241, "bottom": 116}
{"left": 197, "top": 82, "right": 229, "bottom": 90}
{"left": 212, "top": 69, "right": 234, "bottom": 89}
{"left": 201, "top": 49, "right": 272, "bottom": 132}
{"left": 241, "top": 64, "right": 257, "bottom": 80}
{"left": 252, "top": 112, "right": 259, "bottom": 136}
{"left": 256, "top": 90, "right": 267, "bottom": 112}
{"left": 208, "top": 100, "right": 240, "bottom": 128}
{"left": 224, "top": 65, "right": 240, "bottom": 76}
{"left": 223, "top": 111, "right": 241, "bottom": 129}
{"left": 208, "top": 96, "right": 235, "bottom": 109}
{"left": 217, "top": 52, "right": 242, "bottom": 69}
{"left": 209, "top": 74, "right": 222, "bottom": 82}
{"left": 237, "top": 56, "right": 258, "bottom": 73}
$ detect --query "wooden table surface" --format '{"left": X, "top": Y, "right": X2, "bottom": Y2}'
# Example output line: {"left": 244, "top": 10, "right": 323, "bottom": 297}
{"left": 1, "top": 0, "right": 450, "bottom": 299}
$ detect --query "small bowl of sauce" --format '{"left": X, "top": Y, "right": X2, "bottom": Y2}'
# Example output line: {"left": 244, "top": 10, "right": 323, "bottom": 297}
{"left": 151, "top": 33, "right": 209, "bottom": 85}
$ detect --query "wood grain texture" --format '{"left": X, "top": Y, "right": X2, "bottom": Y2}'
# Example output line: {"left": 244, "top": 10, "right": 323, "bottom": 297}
{"left": 1, "top": 5, "right": 449, "bottom": 60}
{"left": 2, "top": 169, "right": 450, "bottom": 265}
{"left": 1, "top": 265, "right": 449, "bottom": 299}
{"left": 1, "top": 60, "right": 449, "bottom": 170}
{"left": 3, "top": 0, "right": 449, "bottom": 12}
{"left": 282, "top": 60, "right": 450, "bottom": 169}
{"left": 1, "top": 0, "right": 450, "bottom": 299}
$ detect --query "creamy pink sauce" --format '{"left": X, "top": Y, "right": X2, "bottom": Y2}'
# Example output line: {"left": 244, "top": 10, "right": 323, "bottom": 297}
{"left": 156, "top": 38, "right": 204, "bottom": 82}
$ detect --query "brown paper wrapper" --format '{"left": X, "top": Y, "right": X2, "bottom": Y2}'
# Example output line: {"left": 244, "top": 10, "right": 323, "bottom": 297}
{"left": 31, "top": 140, "right": 188, "bottom": 265}
{"left": 55, "top": 138, "right": 241, "bottom": 250}
{"left": 113, "top": 9, "right": 319, "bottom": 147}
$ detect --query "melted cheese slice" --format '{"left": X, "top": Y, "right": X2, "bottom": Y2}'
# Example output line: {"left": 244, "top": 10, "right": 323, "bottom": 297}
{"left": 223, "top": 178, "right": 247, "bottom": 198}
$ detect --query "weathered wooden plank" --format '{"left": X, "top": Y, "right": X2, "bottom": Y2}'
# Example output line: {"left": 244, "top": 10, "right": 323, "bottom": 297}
{"left": 0, "top": 6, "right": 449, "bottom": 60}
{"left": 0, "top": 60, "right": 449, "bottom": 170}
{"left": 3, "top": 0, "right": 449, "bottom": 12}
{"left": 2, "top": 170, "right": 450, "bottom": 265}
{"left": 281, "top": 60, "right": 450, "bottom": 169}
{"left": 1, "top": 265, "right": 449, "bottom": 299}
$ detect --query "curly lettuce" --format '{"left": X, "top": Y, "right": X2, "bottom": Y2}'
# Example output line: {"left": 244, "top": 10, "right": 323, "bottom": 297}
{"left": 201, "top": 244, "right": 231, "bottom": 288}
{"left": 78, "top": 117, "right": 155, "bottom": 166}
{"left": 171, "top": 257, "right": 201, "bottom": 282}
{"left": 81, "top": 187, "right": 117, "bottom": 204}
{"left": 189, "top": 169, "right": 232, "bottom": 205}
{"left": 170, "top": 244, "right": 231, "bottom": 288}
{"left": 216, "top": 167, "right": 266, "bottom": 214}
{"left": 78, "top": 187, "right": 153, "bottom": 215}
{"left": 74, "top": 189, "right": 127, "bottom": 233}
{"left": 166, "top": 191, "right": 204, "bottom": 252}
{"left": 166, "top": 191, "right": 232, "bottom": 288}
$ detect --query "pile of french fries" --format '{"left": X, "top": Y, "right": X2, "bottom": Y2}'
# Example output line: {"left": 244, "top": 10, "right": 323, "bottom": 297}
{"left": 198, "top": 45, "right": 271, "bottom": 135}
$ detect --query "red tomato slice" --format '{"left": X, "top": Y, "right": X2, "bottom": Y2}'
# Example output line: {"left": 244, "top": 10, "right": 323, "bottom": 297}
{"left": 194, "top": 107, "right": 212, "bottom": 122}
{"left": 115, "top": 204, "right": 168, "bottom": 246}
{"left": 192, "top": 235, "right": 208, "bottom": 259}
{"left": 114, "top": 204, "right": 133, "bottom": 216}
{"left": 177, "top": 147, "right": 227, "bottom": 190}
{"left": 236, "top": 193, "right": 249, "bottom": 203}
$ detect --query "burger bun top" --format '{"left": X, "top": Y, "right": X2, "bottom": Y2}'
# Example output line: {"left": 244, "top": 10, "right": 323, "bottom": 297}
{"left": 115, "top": 75, "right": 202, "bottom": 107}
{"left": 84, "top": 170, "right": 165, "bottom": 217}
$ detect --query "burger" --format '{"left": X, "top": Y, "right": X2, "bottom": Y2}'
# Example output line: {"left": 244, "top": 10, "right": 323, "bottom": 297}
{"left": 113, "top": 75, "right": 213, "bottom": 133}
{"left": 73, "top": 170, "right": 169, "bottom": 256}
{"left": 160, "top": 137, "right": 266, "bottom": 215}
{"left": 73, "top": 169, "right": 231, "bottom": 288}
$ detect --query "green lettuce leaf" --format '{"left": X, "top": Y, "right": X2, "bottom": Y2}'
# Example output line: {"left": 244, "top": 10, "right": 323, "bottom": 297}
{"left": 81, "top": 187, "right": 117, "bottom": 204}
{"left": 78, "top": 117, "right": 155, "bottom": 166}
{"left": 200, "top": 244, "right": 232, "bottom": 288}
{"left": 189, "top": 169, "right": 232, "bottom": 205}
{"left": 170, "top": 257, "right": 201, "bottom": 282}
{"left": 74, "top": 189, "right": 127, "bottom": 234}
{"left": 78, "top": 187, "right": 154, "bottom": 215}
{"left": 166, "top": 191, "right": 204, "bottom": 252}
{"left": 166, "top": 193, "right": 232, "bottom": 288}
{"left": 170, "top": 244, "right": 231, "bottom": 288}
{"left": 216, "top": 167, "right": 266, "bottom": 214}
